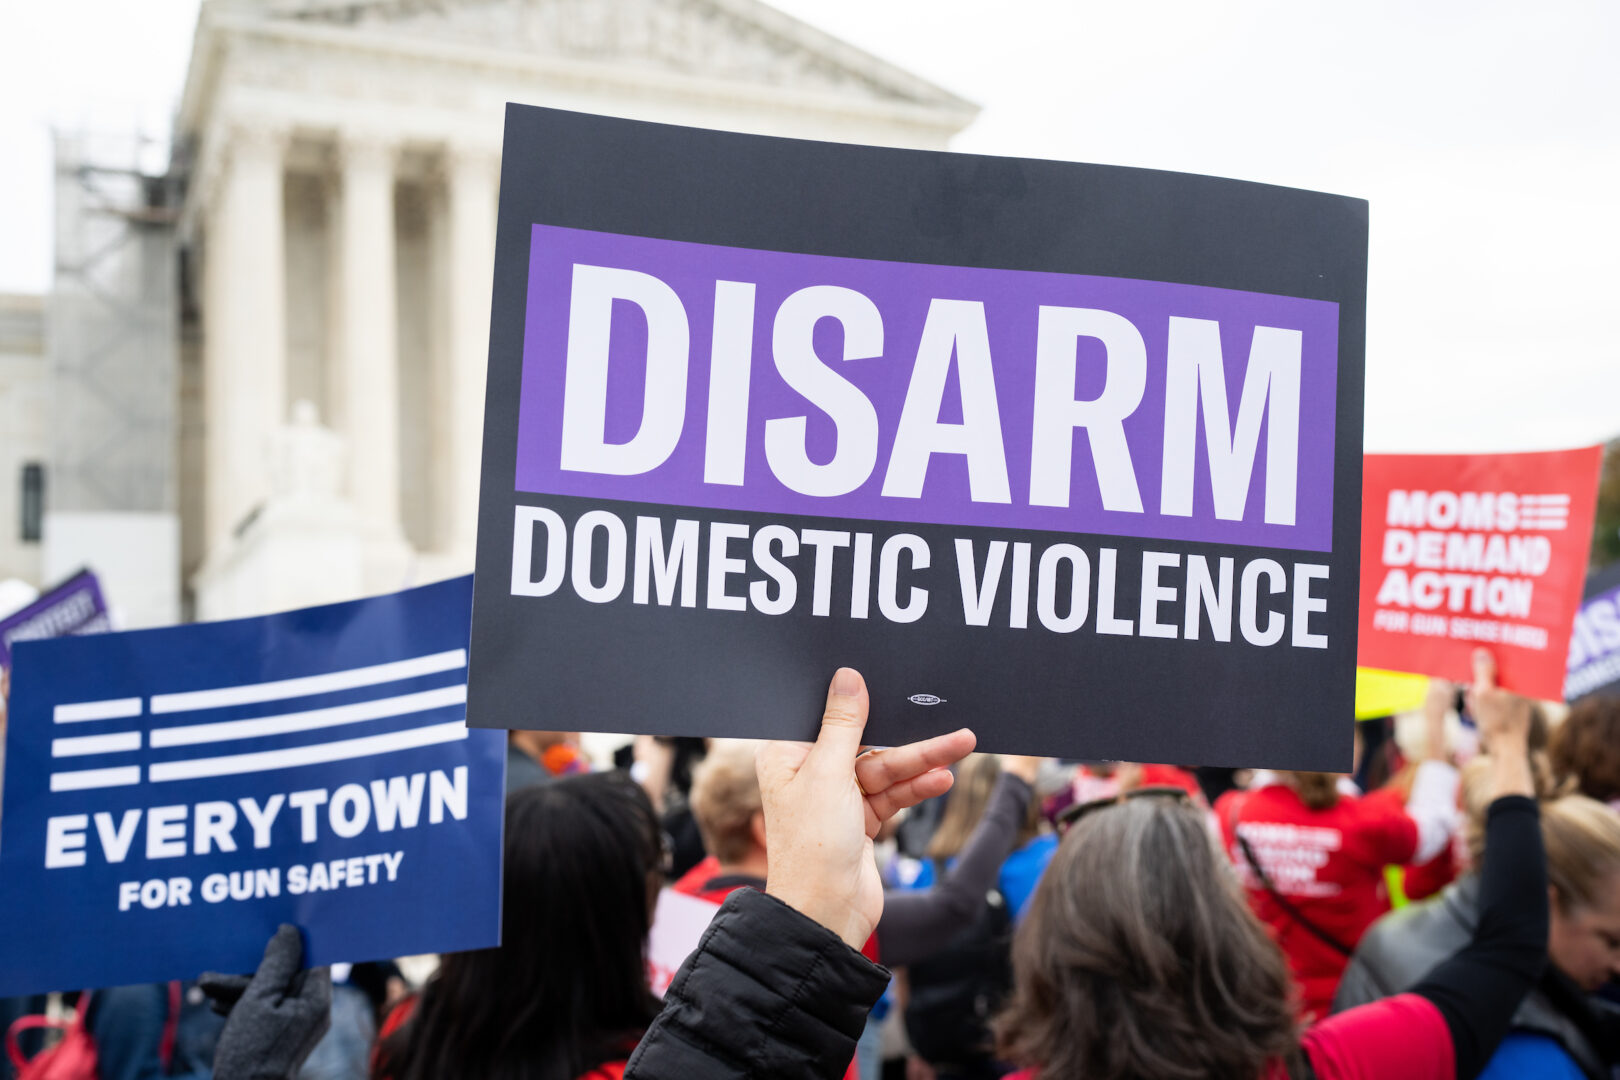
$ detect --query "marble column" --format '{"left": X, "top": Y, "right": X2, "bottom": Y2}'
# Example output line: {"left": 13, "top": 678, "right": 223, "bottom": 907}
{"left": 335, "top": 129, "right": 404, "bottom": 543}
{"left": 443, "top": 141, "right": 499, "bottom": 560}
{"left": 204, "top": 122, "right": 288, "bottom": 550}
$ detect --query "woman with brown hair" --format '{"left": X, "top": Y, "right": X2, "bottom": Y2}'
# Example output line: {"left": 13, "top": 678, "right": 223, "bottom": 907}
{"left": 987, "top": 650, "right": 1545, "bottom": 1080}
{"left": 1551, "top": 696, "right": 1620, "bottom": 810}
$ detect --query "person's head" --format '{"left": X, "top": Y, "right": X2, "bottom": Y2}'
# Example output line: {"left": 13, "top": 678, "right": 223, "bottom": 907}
{"left": 927, "top": 754, "right": 1040, "bottom": 860}
{"left": 1457, "top": 751, "right": 1565, "bottom": 866}
{"left": 1541, "top": 795, "right": 1620, "bottom": 991}
{"left": 376, "top": 772, "right": 663, "bottom": 1080}
{"left": 689, "top": 739, "right": 766, "bottom": 869}
{"left": 508, "top": 728, "right": 579, "bottom": 758}
{"left": 995, "top": 796, "right": 1299, "bottom": 1079}
{"left": 1283, "top": 771, "right": 1340, "bottom": 811}
{"left": 1551, "top": 697, "right": 1620, "bottom": 805}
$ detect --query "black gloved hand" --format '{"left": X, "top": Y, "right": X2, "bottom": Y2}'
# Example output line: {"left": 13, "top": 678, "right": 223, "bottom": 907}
{"left": 200, "top": 924, "right": 333, "bottom": 1080}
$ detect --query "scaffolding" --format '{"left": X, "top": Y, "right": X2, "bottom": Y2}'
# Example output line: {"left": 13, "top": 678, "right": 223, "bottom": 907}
{"left": 49, "top": 131, "right": 181, "bottom": 516}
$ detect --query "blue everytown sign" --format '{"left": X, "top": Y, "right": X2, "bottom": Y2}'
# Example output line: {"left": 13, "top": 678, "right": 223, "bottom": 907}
{"left": 0, "top": 576, "right": 503, "bottom": 996}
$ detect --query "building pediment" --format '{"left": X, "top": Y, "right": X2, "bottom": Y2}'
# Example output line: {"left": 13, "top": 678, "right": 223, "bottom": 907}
{"left": 255, "top": 0, "right": 970, "bottom": 110}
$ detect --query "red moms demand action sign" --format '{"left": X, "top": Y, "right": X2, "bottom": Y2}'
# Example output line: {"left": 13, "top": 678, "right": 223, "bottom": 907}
{"left": 1358, "top": 447, "right": 1603, "bottom": 699}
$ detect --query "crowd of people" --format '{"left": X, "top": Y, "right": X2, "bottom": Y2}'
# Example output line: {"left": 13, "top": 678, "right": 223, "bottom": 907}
{"left": 3, "top": 649, "right": 1619, "bottom": 1080}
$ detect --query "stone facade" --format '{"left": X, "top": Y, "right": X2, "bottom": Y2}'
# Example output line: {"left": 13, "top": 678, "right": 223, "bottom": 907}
{"left": 177, "top": 0, "right": 976, "bottom": 619}
{"left": 0, "top": 295, "right": 48, "bottom": 591}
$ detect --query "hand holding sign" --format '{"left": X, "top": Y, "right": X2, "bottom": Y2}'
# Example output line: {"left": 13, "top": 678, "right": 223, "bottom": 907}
{"left": 759, "top": 668, "right": 974, "bottom": 950}
{"left": 471, "top": 105, "right": 1369, "bottom": 772}
{"left": 204, "top": 924, "right": 332, "bottom": 1080}
{"left": 1467, "top": 649, "right": 1536, "bottom": 801}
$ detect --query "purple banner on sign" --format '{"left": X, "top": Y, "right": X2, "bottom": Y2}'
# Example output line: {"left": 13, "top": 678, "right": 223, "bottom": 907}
{"left": 0, "top": 570, "right": 109, "bottom": 670}
{"left": 516, "top": 224, "right": 1339, "bottom": 551}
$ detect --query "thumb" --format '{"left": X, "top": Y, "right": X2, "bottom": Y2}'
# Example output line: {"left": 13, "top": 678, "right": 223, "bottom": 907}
{"left": 807, "top": 668, "right": 869, "bottom": 769}
{"left": 244, "top": 924, "right": 306, "bottom": 1000}
{"left": 1472, "top": 648, "right": 1497, "bottom": 695}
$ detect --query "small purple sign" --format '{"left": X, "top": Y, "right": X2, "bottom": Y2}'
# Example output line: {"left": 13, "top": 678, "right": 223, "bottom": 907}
{"left": 0, "top": 569, "right": 110, "bottom": 671}
{"left": 1567, "top": 565, "right": 1620, "bottom": 702}
{"left": 516, "top": 224, "right": 1339, "bottom": 551}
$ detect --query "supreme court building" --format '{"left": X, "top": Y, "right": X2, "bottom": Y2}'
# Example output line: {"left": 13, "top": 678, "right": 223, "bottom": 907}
{"left": 152, "top": 0, "right": 975, "bottom": 621}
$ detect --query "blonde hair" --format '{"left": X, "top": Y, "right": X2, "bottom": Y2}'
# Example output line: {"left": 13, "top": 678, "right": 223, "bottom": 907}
{"left": 1458, "top": 752, "right": 1565, "bottom": 865}
{"left": 689, "top": 740, "right": 763, "bottom": 866}
{"left": 927, "top": 754, "right": 1043, "bottom": 861}
{"left": 1542, "top": 795, "right": 1620, "bottom": 913}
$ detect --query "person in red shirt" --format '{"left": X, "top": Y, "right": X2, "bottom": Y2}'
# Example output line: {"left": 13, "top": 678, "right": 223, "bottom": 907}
{"left": 1215, "top": 682, "right": 1460, "bottom": 1020}
{"left": 617, "top": 654, "right": 1547, "bottom": 1080}
{"left": 985, "top": 651, "right": 1543, "bottom": 1080}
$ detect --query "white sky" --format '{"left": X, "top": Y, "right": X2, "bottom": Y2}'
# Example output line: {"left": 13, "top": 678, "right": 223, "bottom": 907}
{"left": 2, "top": 0, "right": 1616, "bottom": 454}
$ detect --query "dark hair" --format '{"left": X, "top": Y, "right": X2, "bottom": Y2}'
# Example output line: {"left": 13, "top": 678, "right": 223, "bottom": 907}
{"left": 1551, "top": 697, "right": 1620, "bottom": 804}
{"left": 375, "top": 772, "right": 663, "bottom": 1080}
{"left": 994, "top": 797, "right": 1301, "bottom": 1079}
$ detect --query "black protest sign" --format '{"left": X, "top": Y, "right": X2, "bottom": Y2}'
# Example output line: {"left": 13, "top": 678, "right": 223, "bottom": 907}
{"left": 468, "top": 105, "right": 1367, "bottom": 769}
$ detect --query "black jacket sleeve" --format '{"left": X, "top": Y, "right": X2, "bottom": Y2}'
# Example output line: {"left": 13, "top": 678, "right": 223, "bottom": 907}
{"left": 878, "top": 773, "right": 1032, "bottom": 967}
{"left": 1410, "top": 795, "right": 1548, "bottom": 1080}
{"left": 625, "top": 888, "right": 890, "bottom": 1079}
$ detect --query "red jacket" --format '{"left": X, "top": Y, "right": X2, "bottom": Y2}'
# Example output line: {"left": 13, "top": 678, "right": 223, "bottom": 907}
{"left": 1004, "top": 991, "right": 1455, "bottom": 1080}
{"left": 1361, "top": 784, "right": 1458, "bottom": 902}
{"left": 1216, "top": 783, "right": 1419, "bottom": 1021}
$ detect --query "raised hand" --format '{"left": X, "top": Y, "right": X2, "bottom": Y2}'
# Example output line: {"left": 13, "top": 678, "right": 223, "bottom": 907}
{"left": 1466, "top": 649, "right": 1534, "bottom": 800}
{"left": 757, "top": 668, "right": 975, "bottom": 950}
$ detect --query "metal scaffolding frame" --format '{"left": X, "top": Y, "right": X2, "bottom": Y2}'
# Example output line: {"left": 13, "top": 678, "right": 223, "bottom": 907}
{"left": 48, "top": 131, "right": 182, "bottom": 516}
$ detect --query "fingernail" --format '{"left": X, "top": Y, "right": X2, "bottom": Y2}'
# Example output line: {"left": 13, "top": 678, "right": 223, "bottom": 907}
{"left": 831, "top": 667, "right": 861, "bottom": 697}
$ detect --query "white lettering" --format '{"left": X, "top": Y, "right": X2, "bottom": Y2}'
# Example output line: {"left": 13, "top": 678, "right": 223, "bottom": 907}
{"left": 703, "top": 280, "right": 757, "bottom": 486}
{"left": 765, "top": 285, "right": 882, "bottom": 497}
{"left": 877, "top": 534, "right": 929, "bottom": 624}
{"left": 560, "top": 264, "right": 689, "bottom": 476}
{"left": 1029, "top": 306, "right": 1146, "bottom": 512}
{"left": 883, "top": 299, "right": 1010, "bottom": 503}
{"left": 511, "top": 506, "right": 567, "bottom": 597}
{"left": 1161, "top": 318, "right": 1301, "bottom": 525}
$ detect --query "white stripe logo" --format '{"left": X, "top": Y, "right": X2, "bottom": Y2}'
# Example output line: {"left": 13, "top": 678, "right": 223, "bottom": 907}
{"left": 47, "top": 650, "right": 471, "bottom": 792}
{"left": 148, "top": 722, "right": 470, "bottom": 784}
{"left": 1518, "top": 493, "right": 1570, "bottom": 531}
{"left": 150, "top": 684, "right": 467, "bottom": 748}
{"left": 149, "top": 649, "right": 466, "bottom": 714}
{"left": 51, "top": 766, "right": 141, "bottom": 792}
{"left": 54, "top": 698, "right": 142, "bottom": 724}
{"left": 52, "top": 732, "right": 142, "bottom": 758}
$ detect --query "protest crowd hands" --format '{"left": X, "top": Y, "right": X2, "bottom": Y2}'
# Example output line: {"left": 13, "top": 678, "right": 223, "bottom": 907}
{"left": 201, "top": 924, "right": 331, "bottom": 1080}
{"left": 1466, "top": 648, "right": 1539, "bottom": 806}
{"left": 758, "top": 667, "right": 975, "bottom": 951}
{"left": 1467, "top": 649, "right": 1533, "bottom": 754}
